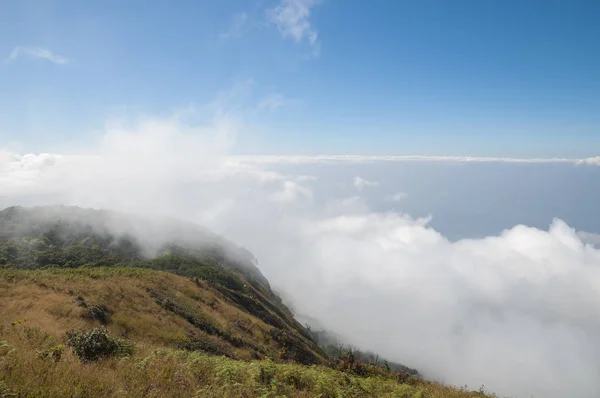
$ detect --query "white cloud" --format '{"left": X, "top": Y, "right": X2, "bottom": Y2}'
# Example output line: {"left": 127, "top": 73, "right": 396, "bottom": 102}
{"left": 268, "top": 0, "right": 321, "bottom": 53}
{"left": 386, "top": 192, "right": 408, "bottom": 202}
{"left": 576, "top": 157, "right": 600, "bottom": 166}
{"left": 220, "top": 12, "right": 249, "bottom": 40}
{"left": 354, "top": 176, "right": 379, "bottom": 190}
{"left": 241, "top": 209, "right": 600, "bottom": 398}
{"left": 5, "top": 46, "right": 69, "bottom": 65}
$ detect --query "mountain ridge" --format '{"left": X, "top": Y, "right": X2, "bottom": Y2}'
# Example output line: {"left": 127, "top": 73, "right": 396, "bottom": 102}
{"left": 0, "top": 205, "right": 324, "bottom": 364}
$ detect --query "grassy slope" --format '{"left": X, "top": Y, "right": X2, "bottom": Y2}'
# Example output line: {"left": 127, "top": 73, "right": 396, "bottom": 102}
{"left": 0, "top": 267, "right": 325, "bottom": 364}
{"left": 0, "top": 269, "right": 498, "bottom": 398}
{"left": 0, "top": 205, "right": 327, "bottom": 365}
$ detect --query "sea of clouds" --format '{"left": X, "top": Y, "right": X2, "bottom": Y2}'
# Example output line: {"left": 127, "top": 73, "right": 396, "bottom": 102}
{"left": 2, "top": 110, "right": 600, "bottom": 398}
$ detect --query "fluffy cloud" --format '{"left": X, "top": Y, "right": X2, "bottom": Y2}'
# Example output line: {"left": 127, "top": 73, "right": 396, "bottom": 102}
{"left": 3, "top": 115, "right": 600, "bottom": 398}
{"left": 238, "top": 213, "right": 600, "bottom": 398}
{"left": 5, "top": 46, "right": 69, "bottom": 65}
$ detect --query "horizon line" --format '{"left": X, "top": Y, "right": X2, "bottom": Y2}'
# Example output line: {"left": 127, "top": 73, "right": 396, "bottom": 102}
{"left": 231, "top": 154, "right": 600, "bottom": 165}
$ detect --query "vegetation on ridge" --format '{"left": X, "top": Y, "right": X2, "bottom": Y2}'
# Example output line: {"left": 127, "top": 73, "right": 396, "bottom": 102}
{"left": 0, "top": 322, "right": 497, "bottom": 397}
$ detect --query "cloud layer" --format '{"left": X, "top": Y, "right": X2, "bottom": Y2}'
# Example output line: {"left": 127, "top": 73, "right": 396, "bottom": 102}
{"left": 233, "top": 154, "right": 600, "bottom": 165}
{"left": 2, "top": 116, "right": 600, "bottom": 398}
{"left": 577, "top": 156, "right": 600, "bottom": 167}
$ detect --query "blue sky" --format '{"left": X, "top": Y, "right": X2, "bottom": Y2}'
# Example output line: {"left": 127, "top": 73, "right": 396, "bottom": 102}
{"left": 1, "top": 0, "right": 599, "bottom": 156}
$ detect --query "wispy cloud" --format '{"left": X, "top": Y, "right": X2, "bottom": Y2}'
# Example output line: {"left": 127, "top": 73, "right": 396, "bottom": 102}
{"left": 5, "top": 46, "right": 70, "bottom": 65}
{"left": 268, "top": 0, "right": 321, "bottom": 54}
{"left": 220, "top": 12, "right": 249, "bottom": 41}
{"left": 4, "top": 46, "right": 70, "bottom": 65}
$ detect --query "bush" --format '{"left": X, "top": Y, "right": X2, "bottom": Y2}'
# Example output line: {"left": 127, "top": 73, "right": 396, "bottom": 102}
{"left": 66, "top": 328, "right": 134, "bottom": 362}
{"left": 81, "top": 304, "right": 111, "bottom": 324}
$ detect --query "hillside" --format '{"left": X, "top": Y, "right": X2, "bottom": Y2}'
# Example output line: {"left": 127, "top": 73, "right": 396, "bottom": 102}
{"left": 0, "top": 206, "right": 325, "bottom": 364}
{"left": 0, "top": 206, "right": 498, "bottom": 397}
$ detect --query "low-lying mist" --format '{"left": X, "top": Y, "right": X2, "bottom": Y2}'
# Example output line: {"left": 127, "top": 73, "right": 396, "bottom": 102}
{"left": 2, "top": 112, "right": 600, "bottom": 398}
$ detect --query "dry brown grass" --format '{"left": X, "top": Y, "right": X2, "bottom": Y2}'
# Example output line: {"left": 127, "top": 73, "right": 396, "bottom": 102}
{"left": 0, "top": 268, "right": 324, "bottom": 363}
{"left": 0, "top": 268, "right": 499, "bottom": 397}
{"left": 0, "top": 322, "right": 497, "bottom": 398}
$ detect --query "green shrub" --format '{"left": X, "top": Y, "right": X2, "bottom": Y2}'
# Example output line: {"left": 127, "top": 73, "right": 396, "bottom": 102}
{"left": 66, "top": 328, "right": 134, "bottom": 362}
{"left": 81, "top": 304, "right": 111, "bottom": 324}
